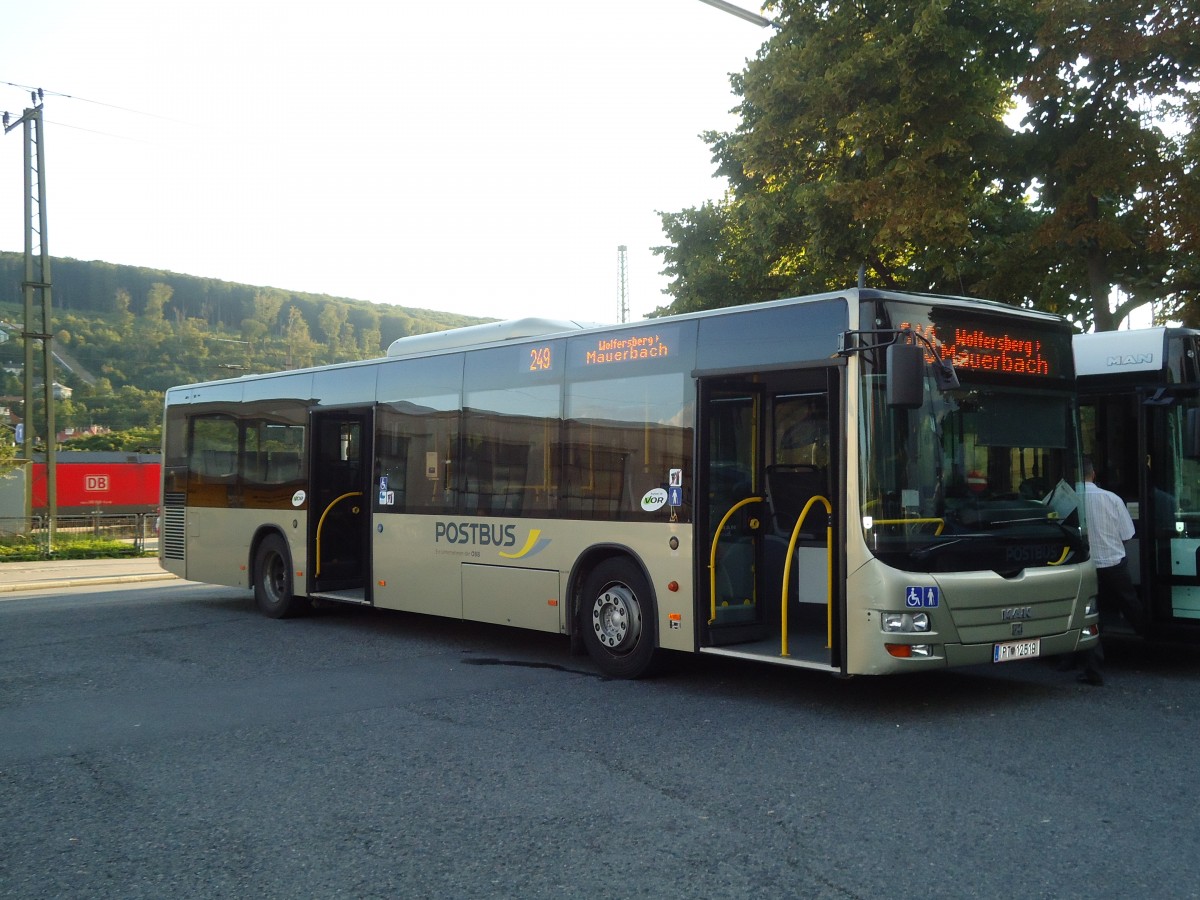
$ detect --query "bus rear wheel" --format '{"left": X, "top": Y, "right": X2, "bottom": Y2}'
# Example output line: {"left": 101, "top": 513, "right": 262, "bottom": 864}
{"left": 580, "top": 558, "right": 658, "bottom": 679}
{"left": 254, "top": 534, "right": 305, "bottom": 619}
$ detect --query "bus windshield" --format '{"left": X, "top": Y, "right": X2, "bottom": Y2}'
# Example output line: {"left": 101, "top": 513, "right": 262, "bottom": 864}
{"left": 860, "top": 366, "right": 1087, "bottom": 575}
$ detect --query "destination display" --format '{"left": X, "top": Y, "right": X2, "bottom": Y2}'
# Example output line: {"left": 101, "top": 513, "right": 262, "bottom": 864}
{"left": 887, "top": 302, "right": 1073, "bottom": 382}
{"left": 567, "top": 326, "right": 681, "bottom": 370}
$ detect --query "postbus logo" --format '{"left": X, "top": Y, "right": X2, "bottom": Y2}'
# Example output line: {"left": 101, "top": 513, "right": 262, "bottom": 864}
{"left": 434, "top": 521, "right": 550, "bottom": 560}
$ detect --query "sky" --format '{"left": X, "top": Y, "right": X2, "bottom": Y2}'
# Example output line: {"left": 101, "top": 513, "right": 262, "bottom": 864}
{"left": 0, "top": 0, "right": 771, "bottom": 326}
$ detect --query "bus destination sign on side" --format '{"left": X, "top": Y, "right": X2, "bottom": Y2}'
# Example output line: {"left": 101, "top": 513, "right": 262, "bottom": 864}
{"left": 572, "top": 328, "right": 675, "bottom": 369}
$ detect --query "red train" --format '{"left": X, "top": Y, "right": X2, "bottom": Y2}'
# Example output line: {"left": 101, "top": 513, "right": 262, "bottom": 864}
{"left": 31, "top": 452, "right": 161, "bottom": 515}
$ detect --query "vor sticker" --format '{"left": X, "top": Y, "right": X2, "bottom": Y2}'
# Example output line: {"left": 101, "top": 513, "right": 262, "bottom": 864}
{"left": 641, "top": 488, "right": 668, "bottom": 512}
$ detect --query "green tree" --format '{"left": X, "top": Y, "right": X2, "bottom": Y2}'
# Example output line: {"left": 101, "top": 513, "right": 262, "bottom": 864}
{"left": 85, "top": 386, "right": 164, "bottom": 432}
{"left": 1017, "top": 0, "right": 1199, "bottom": 328}
{"left": 0, "top": 424, "right": 17, "bottom": 474}
{"left": 657, "top": 0, "right": 1038, "bottom": 313}
{"left": 655, "top": 0, "right": 1198, "bottom": 330}
{"left": 134, "top": 283, "right": 173, "bottom": 357}
{"left": 111, "top": 287, "right": 135, "bottom": 330}
{"left": 317, "top": 302, "right": 350, "bottom": 360}
{"left": 252, "top": 289, "right": 287, "bottom": 333}
{"left": 284, "top": 306, "right": 317, "bottom": 369}
{"left": 64, "top": 426, "right": 161, "bottom": 453}
{"left": 145, "top": 282, "right": 172, "bottom": 321}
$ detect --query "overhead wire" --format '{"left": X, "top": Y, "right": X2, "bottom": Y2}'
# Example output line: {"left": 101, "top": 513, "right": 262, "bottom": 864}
{"left": 1, "top": 79, "right": 179, "bottom": 121}
{"left": 1, "top": 79, "right": 192, "bottom": 142}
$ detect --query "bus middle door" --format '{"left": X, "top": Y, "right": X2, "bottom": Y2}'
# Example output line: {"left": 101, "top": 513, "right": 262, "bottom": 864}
{"left": 702, "top": 384, "right": 767, "bottom": 646}
{"left": 308, "top": 408, "right": 373, "bottom": 601}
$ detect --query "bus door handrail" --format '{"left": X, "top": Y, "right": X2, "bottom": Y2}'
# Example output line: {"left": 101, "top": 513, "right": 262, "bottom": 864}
{"left": 708, "top": 496, "right": 764, "bottom": 624}
{"left": 315, "top": 491, "right": 363, "bottom": 577}
{"left": 780, "top": 495, "right": 833, "bottom": 657}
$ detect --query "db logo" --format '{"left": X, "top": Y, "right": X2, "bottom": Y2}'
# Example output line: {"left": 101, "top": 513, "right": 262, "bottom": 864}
{"left": 84, "top": 475, "right": 110, "bottom": 492}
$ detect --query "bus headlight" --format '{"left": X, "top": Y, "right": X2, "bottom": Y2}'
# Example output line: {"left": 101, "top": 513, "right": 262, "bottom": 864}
{"left": 881, "top": 612, "right": 931, "bottom": 633}
{"left": 1084, "top": 598, "right": 1098, "bottom": 616}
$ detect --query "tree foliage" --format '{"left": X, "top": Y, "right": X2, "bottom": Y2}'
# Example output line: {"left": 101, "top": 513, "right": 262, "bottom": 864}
{"left": 654, "top": 0, "right": 1198, "bottom": 330}
{"left": 1017, "top": 0, "right": 1199, "bottom": 328}
{"left": 0, "top": 254, "right": 486, "bottom": 441}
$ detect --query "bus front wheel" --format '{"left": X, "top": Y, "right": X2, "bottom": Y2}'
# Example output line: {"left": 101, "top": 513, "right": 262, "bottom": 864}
{"left": 580, "top": 558, "right": 658, "bottom": 679}
{"left": 254, "top": 534, "right": 305, "bottom": 619}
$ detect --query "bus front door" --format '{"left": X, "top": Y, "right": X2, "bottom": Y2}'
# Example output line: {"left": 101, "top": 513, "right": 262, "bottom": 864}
{"left": 308, "top": 408, "right": 373, "bottom": 603}
{"left": 701, "top": 377, "right": 836, "bottom": 668}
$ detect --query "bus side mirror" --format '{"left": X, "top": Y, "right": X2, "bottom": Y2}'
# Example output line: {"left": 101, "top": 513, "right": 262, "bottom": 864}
{"left": 886, "top": 341, "right": 925, "bottom": 409}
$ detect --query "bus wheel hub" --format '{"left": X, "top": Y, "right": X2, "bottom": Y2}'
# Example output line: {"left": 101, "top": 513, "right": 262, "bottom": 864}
{"left": 592, "top": 586, "right": 641, "bottom": 652}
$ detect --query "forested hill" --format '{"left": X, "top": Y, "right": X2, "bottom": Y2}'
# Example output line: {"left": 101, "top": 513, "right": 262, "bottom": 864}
{"left": 0, "top": 252, "right": 488, "bottom": 437}
{"left": 0, "top": 252, "right": 484, "bottom": 350}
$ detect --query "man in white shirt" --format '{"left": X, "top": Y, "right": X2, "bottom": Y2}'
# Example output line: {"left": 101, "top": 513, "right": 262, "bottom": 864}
{"left": 1071, "top": 456, "right": 1145, "bottom": 685}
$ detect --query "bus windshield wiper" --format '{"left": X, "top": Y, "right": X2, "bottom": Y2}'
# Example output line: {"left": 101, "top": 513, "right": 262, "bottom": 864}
{"left": 911, "top": 534, "right": 989, "bottom": 560}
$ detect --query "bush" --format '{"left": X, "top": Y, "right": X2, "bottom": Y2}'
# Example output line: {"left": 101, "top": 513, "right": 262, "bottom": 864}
{"left": 0, "top": 534, "right": 153, "bottom": 561}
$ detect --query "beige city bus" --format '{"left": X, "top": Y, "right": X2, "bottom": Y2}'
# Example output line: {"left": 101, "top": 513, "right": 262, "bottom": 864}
{"left": 160, "top": 288, "right": 1097, "bottom": 677}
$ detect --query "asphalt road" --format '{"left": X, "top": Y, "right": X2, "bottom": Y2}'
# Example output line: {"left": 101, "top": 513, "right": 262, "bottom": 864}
{"left": 2, "top": 581, "right": 1199, "bottom": 899}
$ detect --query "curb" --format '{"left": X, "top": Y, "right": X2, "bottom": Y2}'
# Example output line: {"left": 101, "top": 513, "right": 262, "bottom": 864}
{"left": 0, "top": 572, "right": 179, "bottom": 594}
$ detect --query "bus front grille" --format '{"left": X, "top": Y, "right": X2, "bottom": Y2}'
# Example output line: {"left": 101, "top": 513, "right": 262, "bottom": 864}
{"left": 950, "top": 595, "right": 1075, "bottom": 643}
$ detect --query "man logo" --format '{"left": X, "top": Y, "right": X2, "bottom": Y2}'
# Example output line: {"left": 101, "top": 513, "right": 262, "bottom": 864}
{"left": 1107, "top": 353, "right": 1154, "bottom": 367}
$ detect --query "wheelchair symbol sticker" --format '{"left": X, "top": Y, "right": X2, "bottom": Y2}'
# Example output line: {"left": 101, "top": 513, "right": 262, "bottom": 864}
{"left": 905, "top": 586, "right": 939, "bottom": 608}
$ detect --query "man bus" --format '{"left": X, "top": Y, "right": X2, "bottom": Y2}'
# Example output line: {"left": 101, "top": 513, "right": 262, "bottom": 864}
{"left": 161, "top": 288, "right": 1097, "bottom": 677}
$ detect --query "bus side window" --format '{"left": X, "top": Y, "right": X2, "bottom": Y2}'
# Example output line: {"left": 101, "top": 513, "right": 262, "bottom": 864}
{"left": 203, "top": 449, "right": 237, "bottom": 477}
{"left": 266, "top": 451, "right": 301, "bottom": 483}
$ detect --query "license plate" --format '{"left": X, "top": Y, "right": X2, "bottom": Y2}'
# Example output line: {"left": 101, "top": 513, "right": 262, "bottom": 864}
{"left": 993, "top": 638, "right": 1041, "bottom": 663}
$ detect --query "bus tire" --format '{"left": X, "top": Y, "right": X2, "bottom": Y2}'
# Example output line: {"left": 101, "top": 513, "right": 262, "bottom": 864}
{"left": 580, "top": 557, "right": 659, "bottom": 679}
{"left": 254, "top": 533, "right": 304, "bottom": 619}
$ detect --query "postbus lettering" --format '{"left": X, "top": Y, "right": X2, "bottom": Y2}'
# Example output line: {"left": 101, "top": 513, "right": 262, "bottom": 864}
{"left": 1004, "top": 544, "right": 1059, "bottom": 564}
{"left": 434, "top": 521, "right": 518, "bottom": 547}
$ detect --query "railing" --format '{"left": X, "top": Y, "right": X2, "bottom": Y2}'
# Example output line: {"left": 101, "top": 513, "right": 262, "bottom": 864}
{"left": 0, "top": 513, "right": 160, "bottom": 556}
{"left": 708, "top": 496, "right": 764, "bottom": 624}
